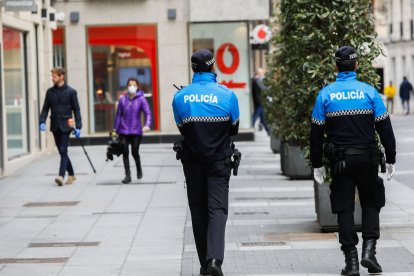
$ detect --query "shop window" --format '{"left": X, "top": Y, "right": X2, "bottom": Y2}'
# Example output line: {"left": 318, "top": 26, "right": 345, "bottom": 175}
{"left": 87, "top": 25, "right": 159, "bottom": 133}
{"left": 52, "top": 27, "right": 65, "bottom": 68}
{"left": 3, "top": 28, "right": 28, "bottom": 159}
{"left": 190, "top": 22, "right": 250, "bottom": 129}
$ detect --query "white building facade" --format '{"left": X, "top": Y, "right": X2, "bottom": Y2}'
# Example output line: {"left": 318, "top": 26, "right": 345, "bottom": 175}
{"left": 51, "top": 0, "right": 271, "bottom": 137}
{"left": 0, "top": 0, "right": 56, "bottom": 176}
{"left": 0, "top": 0, "right": 271, "bottom": 177}
{"left": 381, "top": 0, "right": 414, "bottom": 112}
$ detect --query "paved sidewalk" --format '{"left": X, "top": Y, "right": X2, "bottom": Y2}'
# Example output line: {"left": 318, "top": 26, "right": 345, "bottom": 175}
{"left": 0, "top": 142, "right": 187, "bottom": 276}
{"left": 0, "top": 115, "right": 413, "bottom": 275}
{"left": 182, "top": 115, "right": 414, "bottom": 275}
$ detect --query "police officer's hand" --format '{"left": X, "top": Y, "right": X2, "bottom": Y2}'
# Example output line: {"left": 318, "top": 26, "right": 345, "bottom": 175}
{"left": 40, "top": 123, "right": 46, "bottom": 131}
{"left": 386, "top": 163, "right": 395, "bottom": 181}
{"left": 142, "top": 126, "right": 150, "bottom": 132}
{"left": 313, "top": 167, "right": 326, "bottom": 185}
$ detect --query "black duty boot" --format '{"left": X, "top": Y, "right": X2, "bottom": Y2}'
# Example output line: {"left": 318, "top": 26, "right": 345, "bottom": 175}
{"left": 361, "top": 239, "right": 382, "bottom": 273}
{"left": 136, "top": 162, "right": 143, "bottom": 179}
{"left": 206, "top": 259, "right": 224, "bottom": 276}
{"left": 341, "top": 248, "right": 360, "bottom": 276}
{"left": 199, "top": 266, "right": 208, "bottom": 275}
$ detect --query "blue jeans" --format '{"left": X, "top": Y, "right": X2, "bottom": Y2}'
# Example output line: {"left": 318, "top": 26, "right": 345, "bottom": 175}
{"left": 53, "top": 130, "right": 74, "bottom": 177}
{"left": 252, "top": 106, "right": 269, "bottom": 134}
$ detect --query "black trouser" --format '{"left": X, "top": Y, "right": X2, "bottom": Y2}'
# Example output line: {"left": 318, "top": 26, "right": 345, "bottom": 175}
{"left": 329, "top": 154, "right": 385, "bottom": 252}
{"left": 53, "top": 130, "right": 74, "bottom": 177}
{"left": 182, "top": 158, "right": 231, "bottom": 267}
{"left": 402, "top": 98, "right": 410, "bottom": 114}
{"left": 120, "top": 135, "right": 142, "bottom": 176}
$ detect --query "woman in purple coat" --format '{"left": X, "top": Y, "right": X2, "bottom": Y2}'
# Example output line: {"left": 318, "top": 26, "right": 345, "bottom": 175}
{"left": 115, "top": 78, "right": 151, "bottom": 183}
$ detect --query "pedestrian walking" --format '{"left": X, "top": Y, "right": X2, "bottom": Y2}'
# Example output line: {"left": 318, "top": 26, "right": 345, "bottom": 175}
{"left": 115, "top": 78, "right": 151, "bottom": 184}
{"left": 172, "top": 49, "right": 240, "bottom": 276}
{"left": 39, "top": 67, "right": 82, "bottom": 186}
{"left": 251, "top": 68, "right": 270, "bottom": 134}
{"left": 310, "top": 46, "right": 396, "bottom": 276}
{"left": 384, "top": 81, "right": 396, "bottom": 114}
{"left": 399, "top": 76, "right": 414, "bottom": 115}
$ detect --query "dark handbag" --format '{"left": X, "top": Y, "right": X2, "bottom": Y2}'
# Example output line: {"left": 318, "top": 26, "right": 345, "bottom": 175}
{"left": 106, "top": 130, "right": 122, "bottom": 161}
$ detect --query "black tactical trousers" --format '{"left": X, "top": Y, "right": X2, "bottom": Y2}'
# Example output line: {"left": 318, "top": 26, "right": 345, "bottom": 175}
{"left": 182, "top": 158, "right": 231, "bottom": 267}
{"left": 330, "top": 154, "right": 385, "bottom": 252}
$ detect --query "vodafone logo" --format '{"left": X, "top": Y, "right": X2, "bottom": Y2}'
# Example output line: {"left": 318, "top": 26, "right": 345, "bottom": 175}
{"left": 216, "top": 42, "right": 246, "bottom": 89}
{"left": 216, "top": 43, "right": 239, "bottom": 75}
{"left": 252, "top": 24, "right": 272, "bottom": 44}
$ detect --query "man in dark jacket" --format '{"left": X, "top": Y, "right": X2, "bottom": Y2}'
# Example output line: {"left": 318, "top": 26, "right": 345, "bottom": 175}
{"left": 39, "top": 67, "right": 82, "bottom": 186}
{"left": 399, "top": 76, "right": 414, "bottom": 115}
{"left": 251, "top": 68, "right": 270, "bottom": 134}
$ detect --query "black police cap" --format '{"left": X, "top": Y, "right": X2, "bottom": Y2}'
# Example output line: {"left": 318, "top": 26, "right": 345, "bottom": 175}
{"left": 335, "top": 46, "right": 358, "bottom": 62}
{"left": 191, "top": 49, "right": 215, "bottom": 72}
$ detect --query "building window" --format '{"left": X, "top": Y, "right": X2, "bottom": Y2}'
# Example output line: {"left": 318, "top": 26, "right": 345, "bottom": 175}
{"left": 189, "top": 22, "right": 251, "bottom": 129}
{"left": 412, "top": 56, "right": 414, "bottom": 82}
{"left": 3, "top": 28, "right": 28, "bottom": 160}
{"left": 87, "top": 25, "right": 159, "bottom": 133}
{"left": 392, "top": 57, "right": 396, "bottom": 84}
{"left": 52, "top": 27, "right": 65, "bottom": 68}
{"left": 402, "top": 55, "right": 406, "bottom": 76}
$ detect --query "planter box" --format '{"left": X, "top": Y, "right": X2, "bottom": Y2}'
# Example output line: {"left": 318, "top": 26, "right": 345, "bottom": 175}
{"left": 270, "top": 134, "right": 281, "bottom": 154}
{"left": 281, "top": 143, "right": 312, "bottom": 179}
{"left": 314, "top": 180, "right": 362, "bottom": 232}
{"left": 280, "top": 141, "right": 286, "bottom": 174}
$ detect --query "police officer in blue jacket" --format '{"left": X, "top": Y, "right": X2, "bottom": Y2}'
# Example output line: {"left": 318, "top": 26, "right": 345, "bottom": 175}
{"left": 172, "top": 49, "right": 240, "bottom": 276}
{"left": 310, "top": 46, "right": 396, "bottom": 276}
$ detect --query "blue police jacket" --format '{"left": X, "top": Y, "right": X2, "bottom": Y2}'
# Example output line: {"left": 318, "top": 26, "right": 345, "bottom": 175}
{"left": 172, "top": 72, "right": 240, "bottom": 164}
{"left": 310, "top": 71, "right": 396, "bottom": 168}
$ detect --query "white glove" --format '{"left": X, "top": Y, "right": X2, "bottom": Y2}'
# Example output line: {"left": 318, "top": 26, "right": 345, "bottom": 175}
{"left": 142, "top": 126, "right": 150, "bottom": 132}
{"left": 386, "top": 163, "right": 395, "bottom": 181}
{"left": 313, "top": 167, "right": 326, "bottom": 185}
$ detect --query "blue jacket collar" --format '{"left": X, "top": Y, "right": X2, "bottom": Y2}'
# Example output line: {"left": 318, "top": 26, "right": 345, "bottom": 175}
{"left": 192, "top": 72, "right": 217, "bottom": 83}
{"left": 336, "top": 71, "right": 357, "bottom": 81}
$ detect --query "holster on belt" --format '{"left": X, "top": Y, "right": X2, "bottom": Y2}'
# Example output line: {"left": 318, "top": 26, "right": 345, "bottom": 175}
{"left": 324, "top": 143, "right": 382, "bottom": 176}
{"left": 323, "top": 143, "right": 346, "bottom": 175}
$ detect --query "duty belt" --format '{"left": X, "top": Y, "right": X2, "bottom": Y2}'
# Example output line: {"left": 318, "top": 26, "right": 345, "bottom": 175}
{"left": 342, "top": 147, "right": 372, "bottom": 155}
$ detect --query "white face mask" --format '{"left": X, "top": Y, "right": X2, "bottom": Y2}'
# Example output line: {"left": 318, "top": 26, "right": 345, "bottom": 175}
{"left": 128, "top": 85, "right": 137, "bottom": 94}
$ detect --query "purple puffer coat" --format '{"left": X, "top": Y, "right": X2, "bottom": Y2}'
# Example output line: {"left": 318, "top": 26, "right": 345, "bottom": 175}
{"left": 115, "top": 90, "right": 151, "bottom": 135}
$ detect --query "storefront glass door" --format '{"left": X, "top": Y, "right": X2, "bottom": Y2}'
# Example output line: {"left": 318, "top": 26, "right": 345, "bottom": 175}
{"left": 87, "top": 25, "right": 159, "bottom": 133}
{"left": 3, "top": 27, "right": 28, "bottom": 160}
{"left": 189, "top": 22, "right": 251, "bottom": 129}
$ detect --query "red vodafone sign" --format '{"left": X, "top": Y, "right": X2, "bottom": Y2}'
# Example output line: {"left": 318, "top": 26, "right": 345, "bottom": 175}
{"left": 216, "top": 43, "right": 239, "bottom": 74}
{"left": 216, "top": 43, "right": 246, "bottom": 89}
{"left": 252, "top": 24, "right": 272, "bottom": 44}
